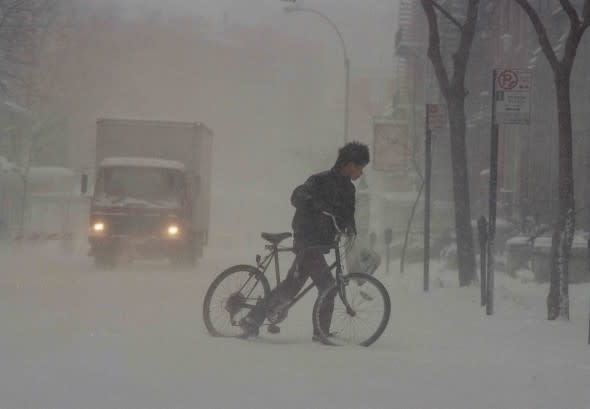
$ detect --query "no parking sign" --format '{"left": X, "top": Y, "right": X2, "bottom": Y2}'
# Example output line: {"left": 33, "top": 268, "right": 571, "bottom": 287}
{"left": 495, "top": 68, "right": 532, "bottom": 125}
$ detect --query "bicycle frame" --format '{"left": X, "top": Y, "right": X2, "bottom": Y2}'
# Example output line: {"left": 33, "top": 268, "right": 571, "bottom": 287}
{"left": 203, "top": 225, "right": 389, "bottom": 345}
{"left": 253, "top": 234, "right": 355, "bottom": 316}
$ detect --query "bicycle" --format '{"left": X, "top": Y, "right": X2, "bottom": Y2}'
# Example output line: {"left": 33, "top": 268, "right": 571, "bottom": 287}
{"left": 202, "top": 213, "right": 391, "bottom": 346}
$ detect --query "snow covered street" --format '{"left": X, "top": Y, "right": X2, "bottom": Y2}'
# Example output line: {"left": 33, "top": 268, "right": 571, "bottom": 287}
{"left": 0, "top": 244, "right": 589, "bottom": 409}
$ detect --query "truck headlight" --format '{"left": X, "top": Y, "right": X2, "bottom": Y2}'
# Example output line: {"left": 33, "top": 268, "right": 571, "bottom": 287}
{"left": 92, "top": 221, "right": 105, "bottom": 233}
{"left": 167, "top": 224, "right": 179, "bottom": 237}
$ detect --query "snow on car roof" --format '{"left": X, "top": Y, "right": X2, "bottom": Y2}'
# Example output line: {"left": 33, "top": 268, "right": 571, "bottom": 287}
{"left": 100, "top": 157, "right": 186, "bottom": 170}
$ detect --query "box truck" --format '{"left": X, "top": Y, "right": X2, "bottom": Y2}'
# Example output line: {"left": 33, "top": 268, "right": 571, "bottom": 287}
{"left": 88, "top": 118, "right": 212, "bottom": 268}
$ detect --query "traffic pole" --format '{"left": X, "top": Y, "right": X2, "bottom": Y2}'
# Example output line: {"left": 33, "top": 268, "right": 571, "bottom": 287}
{"left": 477, "top": 216, "right": 488, "bottom": 307}
{"left": 424, "top": 105, "right": 432, "bottom": 293}
{"left": 487, "top": 69, "right": 499, "bottom": 316}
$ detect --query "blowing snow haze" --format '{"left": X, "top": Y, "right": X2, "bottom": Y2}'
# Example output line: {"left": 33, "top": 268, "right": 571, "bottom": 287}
{"left": 51, "top": 0, "right": 396, "bottom": 239}
{"left": 4, "top": 3, "right": 590, "bottom": 408}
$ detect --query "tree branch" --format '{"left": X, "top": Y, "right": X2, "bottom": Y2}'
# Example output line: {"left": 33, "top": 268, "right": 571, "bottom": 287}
{"left": 0, "top": 0, "right": 30, "bottom": 31}
{"left": 563, "top": 32, "right": 582, "bottom": 69}
{"left": 0, "top": 3, "right": 17, "bottom": 31}
{"left": 514, "top": 0, "right": 560, "bottom": 72}
{"left": 453, "top": 0, "right": 479, "bottom": 87}
{"left": 421, "top": 0, "right": 450, "bottom": 97}
{"left": 583, "top": 0, "right": 590, "bottom": 21}
{"left": 555, "top": 1, "right": 588, "bottom": 67}
{"left": 559, "top": 0, "right": 580, "bottom": 26}
{"left": 431, "top": 0, "right": 463, "bottom": 31}
{"left": 563, "top": 1, "right": 590, "bottom": 68}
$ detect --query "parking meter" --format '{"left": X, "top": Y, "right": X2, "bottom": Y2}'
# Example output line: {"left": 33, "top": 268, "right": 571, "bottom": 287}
{"left": 384, "top": 228, "right": 392, "bottom": 245}
{"left": 384, "top": 228, "right": 392, "bottom": 274}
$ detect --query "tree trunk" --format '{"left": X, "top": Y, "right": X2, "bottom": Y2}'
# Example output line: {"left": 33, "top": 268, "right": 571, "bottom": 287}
{"left": 420, "top": 0, "right": 479, "bottom": 286}
{"left": 547, "top": 229, "right": 560, "bottom": 319}
{"left": 548, "top": 72, "right": 575, "bottom": 320}
{"left": 512, "top": 0, "right": 590, "bottom": 320}
{"left": 447, "top": 92, "right": 476, "bottom": 286}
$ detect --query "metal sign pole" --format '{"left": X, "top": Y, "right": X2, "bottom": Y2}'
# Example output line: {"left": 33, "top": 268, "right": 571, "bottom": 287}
{"left": 424, "top": 105, "right": 432, "bottom": 292}
{"left": 384, "top": 228, "right": 392, "bottom": 275}
{"left": 477, "top": 216, "right": 488, "bottom": 306}
{"left": 487, "top": 69, "right": 499, "bottom": 316}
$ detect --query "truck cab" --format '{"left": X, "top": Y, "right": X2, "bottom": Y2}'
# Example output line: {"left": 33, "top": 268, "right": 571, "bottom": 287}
{"left": 89, "top": 157, "right": 197, "bottom": 268}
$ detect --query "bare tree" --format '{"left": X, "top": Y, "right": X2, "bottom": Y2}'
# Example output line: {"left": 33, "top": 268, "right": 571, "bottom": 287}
{"left": 0, "top": 1, "right": 56, "bottom": 101}
{"left": 420, "top": 0, "right": 479, "bottom": 286}
{"left": 0, "top": 0, "right": 61, "bottom": 234}
{"left": 513, "top": 0, "right": 590, "bottom": 320}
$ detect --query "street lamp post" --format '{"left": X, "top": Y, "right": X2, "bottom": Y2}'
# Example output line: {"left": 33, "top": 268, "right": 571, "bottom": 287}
{"left": 284, "top": 5, "right": 349, "bottom": 144}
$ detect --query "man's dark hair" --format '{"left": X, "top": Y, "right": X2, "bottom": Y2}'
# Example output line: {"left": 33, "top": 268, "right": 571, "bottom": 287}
{"left": 334, "top": 141, "right": 370, "bottom": 169}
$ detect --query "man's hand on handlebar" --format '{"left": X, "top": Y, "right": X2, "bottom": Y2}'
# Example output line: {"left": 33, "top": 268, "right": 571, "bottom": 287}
{"left": 343, "top": 226, "right": 356, "bottom": 238}
{"left": 321, "top": 211, "right": 341, "bottom": 233}
{"left": 321, "top": 211, "right": 355, "bottom": 238}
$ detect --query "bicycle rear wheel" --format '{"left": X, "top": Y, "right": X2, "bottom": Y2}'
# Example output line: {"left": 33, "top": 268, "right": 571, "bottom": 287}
{"left": 203, "top": 264, "right": 271, "bottom": 337}
{"left": 313, "top": 273, "right": 390, "bottom": 346}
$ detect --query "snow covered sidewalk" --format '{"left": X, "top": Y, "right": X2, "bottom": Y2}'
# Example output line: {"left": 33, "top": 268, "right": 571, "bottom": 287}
{"left": 0, "top": 244, "right": 588, "bottom": 409}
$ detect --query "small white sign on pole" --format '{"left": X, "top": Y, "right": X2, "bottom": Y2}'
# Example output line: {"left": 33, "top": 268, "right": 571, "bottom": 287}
{"left": 427, "top": 104, "right": 447, "bottom": 130}
{"left": 372, "top": 116, "right": 408, "bottom": 173}
{"left": 494, "top": 68, "right": 532, "bottom": 125}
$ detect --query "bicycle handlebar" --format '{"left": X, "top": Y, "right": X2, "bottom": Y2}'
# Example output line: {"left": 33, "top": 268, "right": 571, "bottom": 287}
{"left": 322, "top": 211, "right": 344, "bottom": 235}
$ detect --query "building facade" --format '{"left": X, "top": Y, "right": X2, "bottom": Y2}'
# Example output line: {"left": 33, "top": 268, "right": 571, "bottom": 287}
{"left": 391, "top": 0, "right": 590, "bottom": 239}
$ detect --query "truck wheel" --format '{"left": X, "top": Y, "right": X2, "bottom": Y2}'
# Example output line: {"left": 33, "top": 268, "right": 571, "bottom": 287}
{"left": 170, "top": 245, "right": 196, "bottom": 268}
{"left": 94, "top": 252, "right": 116, "bottom": 270}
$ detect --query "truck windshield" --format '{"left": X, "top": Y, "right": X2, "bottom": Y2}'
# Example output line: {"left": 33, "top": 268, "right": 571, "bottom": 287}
{"left": 95, "top": 166, "right": 185, "bottom": 207}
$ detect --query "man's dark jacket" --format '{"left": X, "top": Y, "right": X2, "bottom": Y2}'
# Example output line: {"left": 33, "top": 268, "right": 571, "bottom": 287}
{"left": 290, "top": 168, "right": 356, "bottom": 247}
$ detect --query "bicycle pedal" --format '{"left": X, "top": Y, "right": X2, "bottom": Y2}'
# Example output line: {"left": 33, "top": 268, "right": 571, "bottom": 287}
{"left": 267, "top": 324, "right": 281, "bottom": 334}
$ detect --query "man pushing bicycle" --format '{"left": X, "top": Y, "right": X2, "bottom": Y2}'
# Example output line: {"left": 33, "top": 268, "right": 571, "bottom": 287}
{"left": 239, "top": 142, "right": 370, "bottom": 340}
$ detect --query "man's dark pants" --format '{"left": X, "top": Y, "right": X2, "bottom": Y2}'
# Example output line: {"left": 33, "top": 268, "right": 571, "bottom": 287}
{"left": 245, "top": 245, "right": 336, "bottom": 336}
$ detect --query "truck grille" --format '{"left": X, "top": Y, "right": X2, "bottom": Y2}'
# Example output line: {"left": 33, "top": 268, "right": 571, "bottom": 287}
{"left": 106, "top": 215, "right": 166, "bottom": 236}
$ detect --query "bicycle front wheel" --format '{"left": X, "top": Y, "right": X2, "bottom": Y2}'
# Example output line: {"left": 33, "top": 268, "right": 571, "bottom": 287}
{"left": 203, "top": 264, "right": 271, "bottom": 337}
{"left": 313, "top": 273, "right": 390, "bottom": 347}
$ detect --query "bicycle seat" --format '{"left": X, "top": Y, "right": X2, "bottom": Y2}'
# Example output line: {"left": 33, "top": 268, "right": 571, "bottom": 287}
{"left": 261, "top": 232, "right": 292, "bottom": 244}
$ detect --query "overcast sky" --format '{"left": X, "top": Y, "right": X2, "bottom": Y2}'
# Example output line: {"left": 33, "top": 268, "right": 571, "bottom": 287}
{"left": 97, "top": 0, "right": 399, "bottom": 79}
{"left": 114, "top": 0, "right": 397, "bottom": 22}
